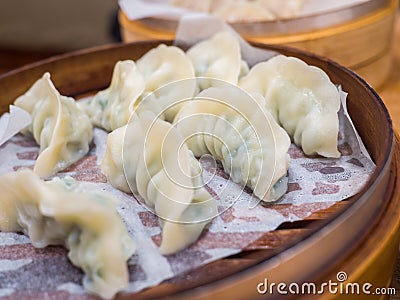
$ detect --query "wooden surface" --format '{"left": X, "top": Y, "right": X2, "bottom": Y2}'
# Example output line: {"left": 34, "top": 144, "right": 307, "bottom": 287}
{"left": 0, "top": 48, "right": 59, "bottom": 74}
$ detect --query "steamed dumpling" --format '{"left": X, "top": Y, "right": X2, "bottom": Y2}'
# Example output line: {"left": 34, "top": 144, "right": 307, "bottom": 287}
{"left": 102, "top": 111, "right": 217, "bottom": 255}
{"left": 170, "top": 0, "right": 212, "bottom": 12}
{"left": 134, "top": 44, "right": 196, "bottom": 122}
{"left": 239, "top": 55, "right": 341, "bottom": 158}
{"left": 81, "top": 60, "right": 145, "bottom": 131}
{"left": 174, "top": 85, "right": 291, "bottom": 202}
{"left": 0, "top": 169, "right": 135, "bottom": 299}
{"left": 169, "top": 0, "right": 305, "bottom": 21}
{"left": 186, "top": 31, "right": 242, "bottom": 90}
{"left": 260, "top": 0, "right": 306, "bottom": 19}
{"left": 83, "top": 45, "right": 195, "bottom": 130}
{"left": 14, "top": 73, "right": 93, "bottom": 178}
{"left": 212, "top": 1, "right": 275, "bottom": 22}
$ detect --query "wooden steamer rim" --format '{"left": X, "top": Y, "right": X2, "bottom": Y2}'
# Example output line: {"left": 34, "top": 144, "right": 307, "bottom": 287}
{"left": 0, "top": 41, "right": 398, "bottom": 299}
{"left": 119, "top": 0, "right": 398, "bottom": 89}
{"left": 120, "top": 0, "right": 392, "bottom": 37}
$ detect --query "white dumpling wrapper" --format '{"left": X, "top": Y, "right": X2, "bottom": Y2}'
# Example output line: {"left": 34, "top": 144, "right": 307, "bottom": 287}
{"left": 169, "top": 0, "right": 305, "bottom": 20}
{"left": 134, "top": 44, "right": 196, "bottom": 122}
{"left": 174, "top": 85, "right": 291, "bottom": 202}
{"left": 169, "top": 0, "right": 213, "bottom": 12}
{"left": 14, "top": 73, "right": 93, "bottom": 178}
{"left": 212, "top": 1, "right": 275, "bottom": 22}
{"left": 0, "top": 170, "right": 135, "bottom": 299}
{"left": 81, "top": 60, "right": 145, "bottom": 131}
{"left": 239, "top": 55, "right": 341, "bottom": 158}
{"left": 102, "top": 112, "right": 217, "bottom": 255}
{"left": 186, "top": 31, "right": 242, "bottom": 91}
{"left": 260, "top": 0, "right": 306, "bottom": 19}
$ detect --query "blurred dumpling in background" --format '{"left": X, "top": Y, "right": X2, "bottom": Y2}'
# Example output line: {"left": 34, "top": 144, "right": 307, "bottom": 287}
{"left": 260, "top": 0, "right": 306, "bottom": 19}
{"left": 169, "top": 0, "right": 213, "bottom": 12}
{"left": 212, "top": 0, "right": 275, "bottom": 22}
{"left": 169, "top": 0, "right": 307, "bottom": 21}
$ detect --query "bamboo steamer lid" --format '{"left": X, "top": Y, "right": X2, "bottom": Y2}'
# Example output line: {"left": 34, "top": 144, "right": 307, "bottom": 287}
{"left": 119, "top": 0, "right": 398, "bottom": 89}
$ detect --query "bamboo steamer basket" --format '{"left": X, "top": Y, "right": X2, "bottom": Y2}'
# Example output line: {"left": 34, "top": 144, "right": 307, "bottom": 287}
{"left": 0, "top": 41, "right": 399, "bottom": 299}
{"left": 118, "top": 0, "right": 398, "bottom": 89}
